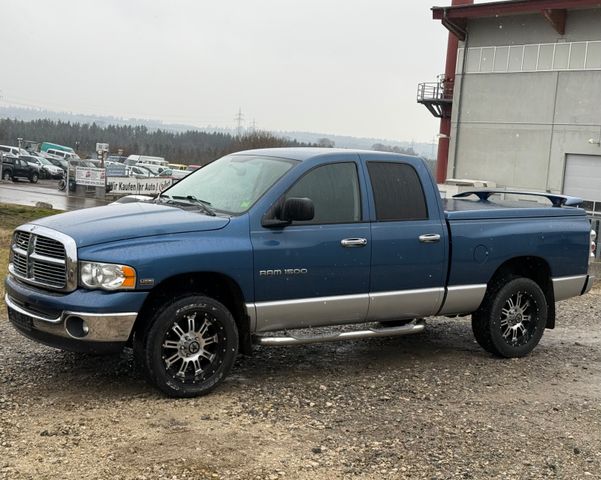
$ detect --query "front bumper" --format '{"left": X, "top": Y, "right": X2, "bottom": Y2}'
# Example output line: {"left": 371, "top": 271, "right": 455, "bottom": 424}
{"left": 5, "top": 274, "right": 148, "bottom": 353}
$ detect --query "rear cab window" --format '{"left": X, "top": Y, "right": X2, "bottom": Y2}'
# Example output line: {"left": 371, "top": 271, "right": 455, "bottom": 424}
{"left": 366, "top": 161, "right": 428, "bottom": 221}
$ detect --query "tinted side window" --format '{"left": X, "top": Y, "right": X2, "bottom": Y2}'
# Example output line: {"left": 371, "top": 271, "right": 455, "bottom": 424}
{"left": 285, "top": 162, "right": 361, "bottom": 224}
{"left": 367, "top": 162, "right": 428, "bottom": 221}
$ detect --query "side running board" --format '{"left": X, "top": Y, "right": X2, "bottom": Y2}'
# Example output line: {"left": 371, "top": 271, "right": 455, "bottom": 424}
{"left": 254, "top": 319, "right": 425, "bottom": 346}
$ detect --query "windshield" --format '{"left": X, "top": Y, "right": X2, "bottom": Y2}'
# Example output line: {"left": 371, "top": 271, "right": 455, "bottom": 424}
{"left": 164, "top": 154, "right": 297, "bottom": 214}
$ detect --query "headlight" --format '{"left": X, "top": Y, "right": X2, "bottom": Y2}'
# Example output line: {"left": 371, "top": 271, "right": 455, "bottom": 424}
{"left": 79, "top": 262, "right": 136, "bottom": 290}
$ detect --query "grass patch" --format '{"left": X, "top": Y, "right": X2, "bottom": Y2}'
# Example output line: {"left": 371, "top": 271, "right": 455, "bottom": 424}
{"left": 0, "top": 203, "right": 61, "bottom": 309}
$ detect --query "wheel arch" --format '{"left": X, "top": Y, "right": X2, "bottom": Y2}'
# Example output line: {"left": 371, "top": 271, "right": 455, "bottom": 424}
{"left": 131, "top": 272, "right": 252, "bottom": 354}
{"left": 484, "top": 256, "right": 555, "bottom": 329}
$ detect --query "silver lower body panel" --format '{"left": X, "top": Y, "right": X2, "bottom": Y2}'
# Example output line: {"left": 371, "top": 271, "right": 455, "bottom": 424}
{"left": 552, "top": 275, "right": 589, "bottom": 301}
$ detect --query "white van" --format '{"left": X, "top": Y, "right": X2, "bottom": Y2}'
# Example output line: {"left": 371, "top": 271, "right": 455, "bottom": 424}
{"left": 44, "top": 149, "right": 80, "bottom": 161}
{"left": 0, "top": 145, "right": 29, "bottom": 157}
{"left": 125, "top": 155, "right": 168, "bottom": 167}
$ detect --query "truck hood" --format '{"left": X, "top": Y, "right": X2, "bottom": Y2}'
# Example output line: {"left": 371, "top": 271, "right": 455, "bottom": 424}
{"left": 31, "top": 203, "right": 230, "bottom": 247}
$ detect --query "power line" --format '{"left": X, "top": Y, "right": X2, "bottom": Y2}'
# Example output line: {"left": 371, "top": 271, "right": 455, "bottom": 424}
{"left": 234, "top": 108, "right": 244, "bottom": 137}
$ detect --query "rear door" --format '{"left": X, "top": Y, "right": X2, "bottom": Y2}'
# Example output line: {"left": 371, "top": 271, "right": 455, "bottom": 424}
{"left": 250, "top": 158, "right": 371, "bottom": 332}
{"left": 361, "top": 156, "right": 448, "bottom": 321}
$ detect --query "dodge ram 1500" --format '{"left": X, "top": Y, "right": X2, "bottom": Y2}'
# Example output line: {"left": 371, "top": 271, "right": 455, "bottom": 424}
{"left": 5, "top": 148, "right": 595, "bottom": 397}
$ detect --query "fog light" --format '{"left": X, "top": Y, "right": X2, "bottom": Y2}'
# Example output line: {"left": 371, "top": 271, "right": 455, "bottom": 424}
{"left": 65, "top": 316, "right": 89, "bottom": 338}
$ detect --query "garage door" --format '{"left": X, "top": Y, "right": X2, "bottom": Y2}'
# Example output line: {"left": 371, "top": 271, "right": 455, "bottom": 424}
{"left": 563, "top": 154, "right": 601, "bottom": 204}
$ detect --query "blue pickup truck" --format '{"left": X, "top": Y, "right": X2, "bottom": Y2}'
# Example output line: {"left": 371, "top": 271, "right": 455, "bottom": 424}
{"left": 5, "top": 148, "right": 595, "bottom": 397}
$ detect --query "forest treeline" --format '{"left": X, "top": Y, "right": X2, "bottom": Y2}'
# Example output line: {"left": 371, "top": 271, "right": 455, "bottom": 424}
{"left": 0, "top": 119, "right": 310, "bottom": 164}
{"left": 0, "top": 118, "right": 421, "bottom": 165}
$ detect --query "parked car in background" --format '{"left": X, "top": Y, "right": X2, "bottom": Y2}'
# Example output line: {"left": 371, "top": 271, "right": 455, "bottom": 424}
{"left": 126, "top": 165, "right": 153, "bottom": 178}
{"left": 186, "top": 164, "right": 202, "bottom": 172}
{"left": 107, "top": 155, "right": 128, "bottom": 164}
{"left": 20, "top": 154, "right": 63, "bottom": 179}
{"left": 158, "top": 168, "right": 190, "bottom": 180}
{"left": 45, "top": 156, "right": 69, "bottom": 173}
{"left": 168, "top": 163, "right": 188, "bottom": 171}
{"left": 0, "top": 145, "right": 29, "bottom": 157}
{"left": 40, "top": 142, "right": 76, "bottom": 154}
{"left": 44, "top": 148, "right": 80, "bottom": 162}
{"left": 1, "top": 154, "right": 39, "bottom": 183}
{"left": 135, "top": 163, "right": 166, "bottom": 176}
{"left": 125, "top": 155, "right": 168, "bottom": 167}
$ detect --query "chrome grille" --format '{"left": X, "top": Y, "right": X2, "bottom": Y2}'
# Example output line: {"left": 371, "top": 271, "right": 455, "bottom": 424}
{"left": 10, "top": 227, "right": 76, "bottom": 292}
{"left": 34, "top": 236, "right": 65, "bottom": 259}
{"left": 11, "top": 250, "right": 28, "bottom": 277}
{"left": 32, "top": 261, "right": 67, "bottom": 287}
{"left": 14, "top": 231, "right": 31, "bottom": 249}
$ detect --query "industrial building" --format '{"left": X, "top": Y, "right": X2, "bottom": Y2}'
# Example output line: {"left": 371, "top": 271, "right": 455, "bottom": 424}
{"left": 419, "top": 0, "right": 601, "bottom": 214}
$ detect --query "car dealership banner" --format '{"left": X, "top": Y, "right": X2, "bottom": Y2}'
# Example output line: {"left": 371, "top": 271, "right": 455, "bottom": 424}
{"left": 107, "top": 177, "right": 173, "bottom": 195}
{"left": 75, "top": 167, "right": 106, "bottom": 187}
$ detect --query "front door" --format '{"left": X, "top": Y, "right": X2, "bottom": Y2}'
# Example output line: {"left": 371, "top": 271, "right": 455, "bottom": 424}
{"left": 251, "top": 161, "right": 371, "bottom": 332}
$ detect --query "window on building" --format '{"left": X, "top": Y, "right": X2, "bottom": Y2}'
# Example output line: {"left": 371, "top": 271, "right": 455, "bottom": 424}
{"left": 480, "top": 47, "right": 495, "bottom": 72}
{"left": 466, "top": 48, "right": 481, "bottom": 73}
{"left": 586, "top": 41, "right": 601, "bottom": 69}
{"left": 523, "top": 45, "right": 539, "bottom": 71}
{"left": 508, "top": 45, "right": 524, "bottom": 71}
{"left": 553, "top": 43, "right": 570, "bottom": 70}
{"left": 366, "top": 162, "right": 428, "bottom": 221}
{"left": 493, "top": 46, "right": 509, "bottom": 72}
{"left": 284, "top": 162, "right": 361, "bottom": 224}
{"left": 537, "top": 44, "right": 554, "bottom": 70}
{"left": 569, "top": 42, "right": 587, "bottom": 69}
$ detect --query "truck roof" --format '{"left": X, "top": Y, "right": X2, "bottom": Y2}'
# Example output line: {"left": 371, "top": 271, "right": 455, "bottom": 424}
{"left": 232, "top": 147, "right": 420, "bottom": 162}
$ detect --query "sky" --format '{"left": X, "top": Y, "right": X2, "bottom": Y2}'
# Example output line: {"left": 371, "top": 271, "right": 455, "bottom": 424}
{"left": 0, "top": 0, "right": 456, "bottom": 142}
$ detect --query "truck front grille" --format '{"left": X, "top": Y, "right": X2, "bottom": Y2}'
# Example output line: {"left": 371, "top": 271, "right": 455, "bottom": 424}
{"left": 9, "top": 227, "right": 77, "bottom": 292}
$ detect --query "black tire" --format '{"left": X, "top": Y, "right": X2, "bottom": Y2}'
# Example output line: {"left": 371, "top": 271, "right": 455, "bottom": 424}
{"left": 2, "top": 170, "right": 11, "bottom": 181}
{"left": 139, "top": 295, "right": 239, "bottom": 397}
{"left": 30, "top": 172, "right": 39, "bottom": 183}
{"left": 472, "top": 277, "right": 547, "bottom": 358}
{"left": 57, "top": 179, "right": 66, "bottom": 191}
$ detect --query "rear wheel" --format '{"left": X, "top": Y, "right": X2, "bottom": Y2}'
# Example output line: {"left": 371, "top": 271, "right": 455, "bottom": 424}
{"left": 139, "top": 295, "right": 239, "bottom": 397}
{"left": 472, "top": 277, "right": 547, "bottom": 358}
{"left": 2, "top": 170, "right": 11, "bottom": 181}
{"left": 30, "top": 172, "right": 39, "bottom": 183}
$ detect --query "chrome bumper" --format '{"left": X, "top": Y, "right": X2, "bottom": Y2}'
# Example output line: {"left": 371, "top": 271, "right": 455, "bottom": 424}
{"left": 5, "top": 293, "right": 137, "bottom": 343}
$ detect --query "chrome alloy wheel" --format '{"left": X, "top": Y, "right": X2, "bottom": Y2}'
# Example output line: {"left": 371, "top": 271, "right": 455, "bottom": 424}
{"left": 499, "top": 291, "right": 536, "bottom": 346}
{"left": 161, "top": 310, "right": 226, "bottom": 384}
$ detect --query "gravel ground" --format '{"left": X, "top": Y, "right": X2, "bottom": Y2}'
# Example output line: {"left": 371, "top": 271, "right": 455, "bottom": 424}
{"left": 1, "top": 291, "right": 600, "bottom": 480}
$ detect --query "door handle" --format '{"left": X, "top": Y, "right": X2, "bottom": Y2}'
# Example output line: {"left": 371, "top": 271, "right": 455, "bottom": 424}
{"left": 341, "top": 238, "right": 368, "bottom": 248}
{"left": 419, "top": 234, "right": 441, "bottom": 243}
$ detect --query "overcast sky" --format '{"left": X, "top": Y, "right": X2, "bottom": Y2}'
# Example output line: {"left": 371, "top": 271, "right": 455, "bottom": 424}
{"left": 0, "top": 0, "right": 458, "bottom": 142}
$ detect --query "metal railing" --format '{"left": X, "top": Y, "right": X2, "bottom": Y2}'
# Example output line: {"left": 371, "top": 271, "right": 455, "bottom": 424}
{"left": 416, "top": 80, "right": 454, "bottom": 103}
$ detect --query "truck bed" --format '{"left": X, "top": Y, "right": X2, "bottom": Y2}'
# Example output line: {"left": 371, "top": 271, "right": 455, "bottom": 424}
{"left": 444, "top": 197, "right": 586, "bottom": 220}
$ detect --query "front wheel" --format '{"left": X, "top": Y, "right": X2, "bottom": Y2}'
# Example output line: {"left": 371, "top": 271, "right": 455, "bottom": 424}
{"left": 139, "top": 295, "right": 239, "bottom": 397}
{"left": 30, "top": 172, "right": 39, "bottom": 183}
{"left": 472, "top": 277, "right": 547, "bottom": 358}
{"left": 2, "top": 170, "right": 11, "bottom": 181}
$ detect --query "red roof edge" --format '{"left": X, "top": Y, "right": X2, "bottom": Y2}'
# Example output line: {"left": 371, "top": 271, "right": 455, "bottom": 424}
{"left": 432, "top": 0, "right": 601, "bottom": 20}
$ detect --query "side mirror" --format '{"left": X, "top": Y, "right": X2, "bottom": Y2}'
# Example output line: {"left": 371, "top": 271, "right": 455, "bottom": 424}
{"left": 281, "top": 197, "right": 314, "bottom": 222}
{"left": 262, "top": 197, "right": 314, "bottom": 227}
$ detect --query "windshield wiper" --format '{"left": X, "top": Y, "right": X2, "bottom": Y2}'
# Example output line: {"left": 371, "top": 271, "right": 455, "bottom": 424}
{"left": 170, "top": 195, "right": 216, "bottom": 216}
